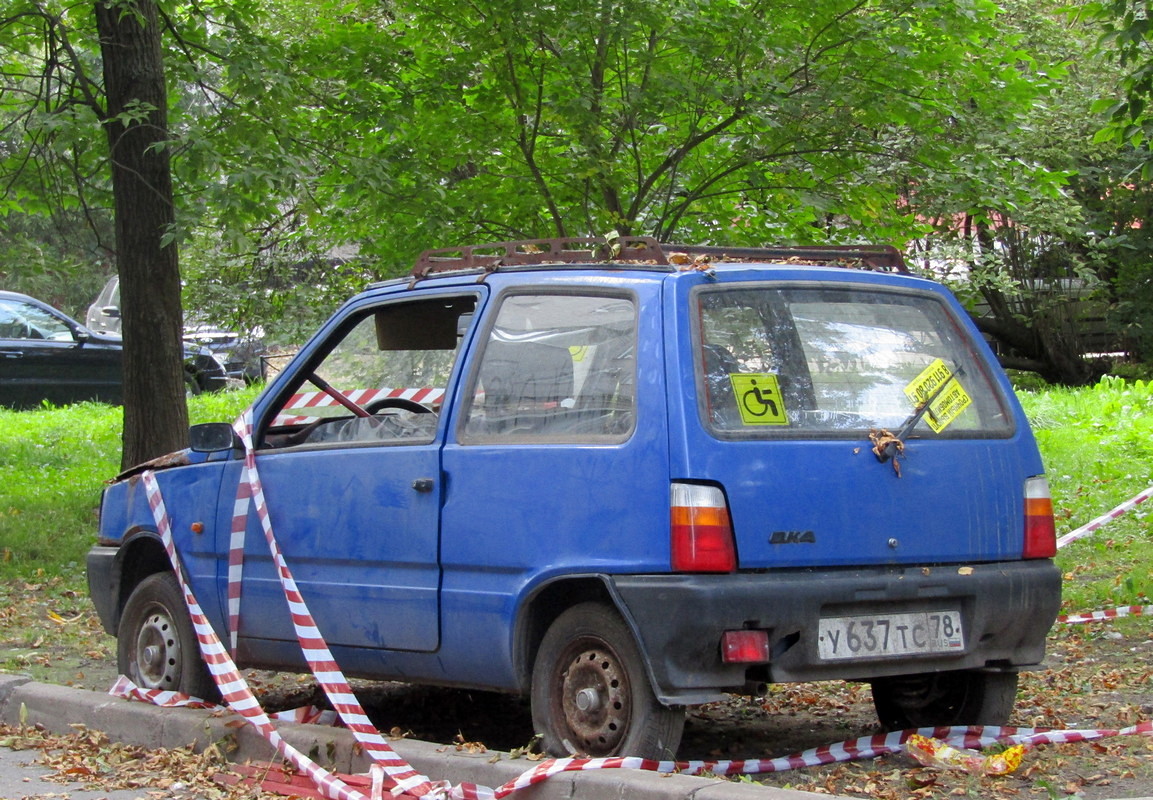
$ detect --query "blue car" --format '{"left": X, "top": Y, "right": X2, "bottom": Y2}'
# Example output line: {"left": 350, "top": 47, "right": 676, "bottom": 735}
{"left": 86, "top": 239, "right": 1060, "bottom": 759}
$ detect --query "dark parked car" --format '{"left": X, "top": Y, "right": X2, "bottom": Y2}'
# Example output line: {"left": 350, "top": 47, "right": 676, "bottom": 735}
{"left": 0, "top": 290, "right": 227, "bottom": 408}
{"left": 88, "top": 276, "right": 266, "bottom": 384}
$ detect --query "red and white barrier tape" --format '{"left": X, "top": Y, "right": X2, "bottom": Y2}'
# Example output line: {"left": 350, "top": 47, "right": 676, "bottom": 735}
{"left": 219, "top": 713, "right": 1153, "bottom": 799}
{"left": 1058, "top": 604, "right": 1153, "bottom": 624}
{"left": 229, "top": 409, "right": 435, "bottom": 796}
{"left": 110, "top": 666, "right": 1153, "bottom": 800}
{"left": 109, "top": 675, "right": 216, "bottom": 709}
{"left": 109, "top": 676, "right": 337, "bottom": 724}
{"left": 1049, "top": 483, "right": 1153, "bottom": 623}
{"left": 1056, "top": 483, "right": 1153, "bottom": 550}
{"left": 460, "top": 718, "right": 1153, "bottom": 799}
{"left": 119, "top": 409, "right": 1153, "bottom": 800}
{"left": 140, "top": 469, "right": 402, "bottom": 800}
{"left": 273, "top": 388, "right": 444, "bottom": 426}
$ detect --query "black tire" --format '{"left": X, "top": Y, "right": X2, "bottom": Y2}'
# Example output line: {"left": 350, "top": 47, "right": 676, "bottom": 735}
{"left": 530, "top": 602, "right": 684, "bottom": 759}
{"left": 117, "top": 572, "right": 219, "bottom": 702}
{"left": 870, "top": 669, "right": 1018, "bottom": 730}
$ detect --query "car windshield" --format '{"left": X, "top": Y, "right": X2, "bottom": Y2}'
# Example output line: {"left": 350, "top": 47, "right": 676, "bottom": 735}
{"left": 695, "top": 284, "right": 1012, "bottom": 438}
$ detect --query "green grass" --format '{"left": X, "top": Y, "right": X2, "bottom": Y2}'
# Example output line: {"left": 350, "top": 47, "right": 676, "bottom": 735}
{"left": 1018, "top": 376, "right": 1153, "bottom": 618}
{"left": 0, "top": 379, "right": 1151, "bottom": 621}
{"left": 0, "top": 387, "right": 260, "bottom": 581}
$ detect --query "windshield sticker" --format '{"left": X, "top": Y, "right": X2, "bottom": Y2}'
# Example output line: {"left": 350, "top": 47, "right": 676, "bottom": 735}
{"left": 904, "top": 359, "right": 971, "bottom": 433}
{"left": 730, "top": 373, "right": 789, "bottom": 425}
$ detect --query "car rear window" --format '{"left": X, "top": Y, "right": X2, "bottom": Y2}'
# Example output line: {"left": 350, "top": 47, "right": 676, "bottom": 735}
{"left": 695, "top": 284, "right": 1013, "bottom": 438}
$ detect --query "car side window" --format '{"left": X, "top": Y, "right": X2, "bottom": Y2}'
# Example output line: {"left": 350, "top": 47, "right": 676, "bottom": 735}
{"left": 0, "top": 299, "right": 72, "bottom": 341}
{"left": 262, "top": 295, "right": 475, "bottom": 449}
{"left": 461, "top": 292, "right": 636, "bottom": 443}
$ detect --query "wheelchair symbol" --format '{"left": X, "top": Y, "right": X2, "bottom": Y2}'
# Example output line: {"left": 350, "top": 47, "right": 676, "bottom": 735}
{"left": 741, "top": 378, "right": 779, "bottom": 418}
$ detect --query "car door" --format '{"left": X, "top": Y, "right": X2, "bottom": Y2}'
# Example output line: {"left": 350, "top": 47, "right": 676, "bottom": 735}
{"left": 0, "top": 296, "right": 122, "bottom": 408}
{"left": 226, "top": 291, "right": 479, "bottom": 656}
{"left": 437, "top": 284, "right": 674, "bottom": 682}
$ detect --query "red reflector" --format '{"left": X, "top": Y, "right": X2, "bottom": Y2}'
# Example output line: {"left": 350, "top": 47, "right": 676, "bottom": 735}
{"left": 721, "top": 630, "right": 770, "bottom": 664}
{"left": 1024, "top": 477, "right": 1057, "bottom": 559}
{"left": 670, "top": 485, "right": 736, "bottom": 573}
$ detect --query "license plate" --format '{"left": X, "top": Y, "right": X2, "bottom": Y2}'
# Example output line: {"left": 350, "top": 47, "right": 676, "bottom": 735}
{"left": 817, "top": 610, "right": 964, "bottom": 660}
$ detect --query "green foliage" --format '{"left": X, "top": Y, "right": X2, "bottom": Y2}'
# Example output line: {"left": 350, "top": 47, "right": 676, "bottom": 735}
{"left": 0, "top": 247, "right": 112, "bottom": 321}
{"left": 0, "top": 387, "right": 259, "bottom": 581}
{"left": 1, "top": 0, "right": 1150, "bottom": 380}
{"left": 1082, "top": 0, "right": 1153, "bottom": 175}
{"left": 310, "top": 0, "right": 1055, "bottom": 252}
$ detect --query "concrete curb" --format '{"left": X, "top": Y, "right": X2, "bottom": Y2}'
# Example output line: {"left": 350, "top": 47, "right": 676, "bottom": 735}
{"left": 0, "top": 674, "right": 828, "bottom": 800}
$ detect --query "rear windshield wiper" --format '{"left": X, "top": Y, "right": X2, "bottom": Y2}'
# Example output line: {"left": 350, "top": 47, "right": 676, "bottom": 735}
{"left": 873, "top": 366, "right": 965, "bottom": 466}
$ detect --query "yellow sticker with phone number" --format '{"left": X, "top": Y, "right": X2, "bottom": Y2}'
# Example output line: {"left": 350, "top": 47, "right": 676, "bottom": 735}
{"left": 903, "top": 359, "right": 971, "bottom": 433}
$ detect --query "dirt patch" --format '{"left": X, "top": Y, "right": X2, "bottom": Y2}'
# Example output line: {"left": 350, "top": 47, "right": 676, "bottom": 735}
{"left": 5, "top": 578, "right": 1153, "bottom": 799}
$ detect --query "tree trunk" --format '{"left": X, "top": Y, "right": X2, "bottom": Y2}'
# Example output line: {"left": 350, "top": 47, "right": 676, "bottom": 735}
{"left": 94, "top": 0, "right": 189, "bottom": 469}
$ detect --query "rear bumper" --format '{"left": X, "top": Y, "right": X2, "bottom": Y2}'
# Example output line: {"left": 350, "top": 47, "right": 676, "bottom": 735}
{"left": 610, "top": 559, "right": 1061, "bottom": 706}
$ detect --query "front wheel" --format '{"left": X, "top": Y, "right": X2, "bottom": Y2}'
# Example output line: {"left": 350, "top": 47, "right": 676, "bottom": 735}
{"left": 117, "top": 572, "right": 219, "bottom": 702}
{"left": 530, "top": 602, "right": 684, "bottom": 759}
{"left": 870, "top": 669, "right": 1018, "bottom": 730}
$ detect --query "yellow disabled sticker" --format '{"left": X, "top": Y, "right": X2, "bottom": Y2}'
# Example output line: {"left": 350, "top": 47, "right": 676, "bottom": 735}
{"left": 730, "top": 374, "right": 789, "bottom": 425}
{"left": 904, "top": 359, "right": 971, "bottom": 433}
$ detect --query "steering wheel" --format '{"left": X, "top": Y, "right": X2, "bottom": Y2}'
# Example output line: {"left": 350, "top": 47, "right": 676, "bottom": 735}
{"left": 365, "top": 397, "right": 434, "bottom": 415}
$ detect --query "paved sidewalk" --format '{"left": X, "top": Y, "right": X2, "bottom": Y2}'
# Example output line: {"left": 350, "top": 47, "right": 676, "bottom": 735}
{"left": 0, "top": 674, "right": 828, "bottom": 800}
{"left": 0, "top": 745, "right": 152, "bottom": 800}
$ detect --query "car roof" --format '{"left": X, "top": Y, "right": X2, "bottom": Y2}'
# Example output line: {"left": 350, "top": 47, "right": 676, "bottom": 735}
{"left": 0, "top": 289, "right": 44, "bottom": 303}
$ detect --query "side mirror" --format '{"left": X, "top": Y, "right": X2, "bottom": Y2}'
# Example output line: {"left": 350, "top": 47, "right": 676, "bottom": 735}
{"left": 189, "top": 422, "right": 242, "bottom": 453}
{"left": 101, "top": 306, "right": 121, "bottom": 318}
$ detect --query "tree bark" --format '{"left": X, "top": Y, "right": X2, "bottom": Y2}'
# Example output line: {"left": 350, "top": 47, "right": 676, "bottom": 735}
{"left": 94, "top": 0, "right": 189, "bottom": 469}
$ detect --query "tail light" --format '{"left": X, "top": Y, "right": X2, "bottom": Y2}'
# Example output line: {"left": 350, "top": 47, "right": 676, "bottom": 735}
{"left": 1023, "top": 476, "right": 1057, "bottom": 559}
{"left": 671, "top": 483, "right": 736, "bottom": 572}
{"left": 721, "top": 630, "right": 770, "bottom": 663}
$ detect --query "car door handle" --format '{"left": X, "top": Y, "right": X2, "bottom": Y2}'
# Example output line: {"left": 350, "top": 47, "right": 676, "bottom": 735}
{"left": 0, "top": 350, "right": 23, "bottom": 359}
{"left": 412, "top": 478, "right": 435, "bottom": 493}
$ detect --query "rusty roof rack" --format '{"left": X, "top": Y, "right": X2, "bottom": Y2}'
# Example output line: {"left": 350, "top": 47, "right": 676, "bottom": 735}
{"left": 410, "top": 236, "right": 908, "bottom": 278}
{"left": 411, "top": 237, "right": 667, "bottom": 278}
{"left": 666, "top": 243, "right": 908, "bottom": 273}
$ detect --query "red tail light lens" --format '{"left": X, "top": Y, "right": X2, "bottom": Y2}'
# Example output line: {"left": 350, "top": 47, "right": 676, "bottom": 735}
{"left": 1024, "top": 476, "right": 1057, "bottom": 559}
{"left": 721, "top": 630, "right": 770, "bottom": 663}
{"left": 671, "top": 483, "right": 736, "bottom": 572}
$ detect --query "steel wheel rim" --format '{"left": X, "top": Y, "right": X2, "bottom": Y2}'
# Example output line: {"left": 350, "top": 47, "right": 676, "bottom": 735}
{"left": 554, "top": 639, "right": 631, "bottom": 755}
{"left": 134, "top": 607, "right": 180, "bottom": 689}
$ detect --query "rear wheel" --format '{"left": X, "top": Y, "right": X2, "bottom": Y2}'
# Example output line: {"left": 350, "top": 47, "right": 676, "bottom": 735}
{"left": 117, "top": 572, "right": 219, "bottom": 702}
{"left": 530, "top": 602, "right": 684, "bottom": 759}
{"left": 870, "top": 669, "right": 1018, "bottom": 730}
